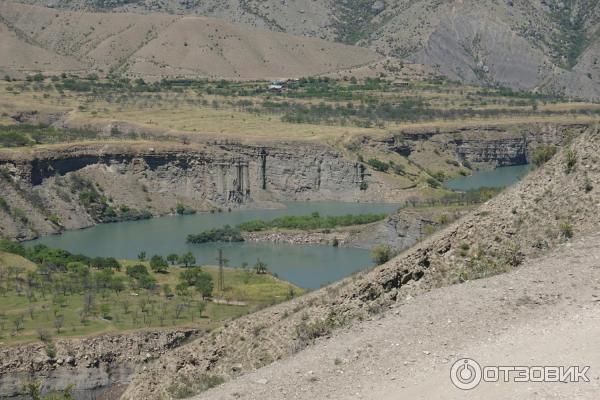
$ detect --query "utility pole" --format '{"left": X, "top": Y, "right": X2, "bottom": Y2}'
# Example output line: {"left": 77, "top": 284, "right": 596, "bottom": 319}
{"left": 217, "top": 249, "right": 225, "bottom": 294}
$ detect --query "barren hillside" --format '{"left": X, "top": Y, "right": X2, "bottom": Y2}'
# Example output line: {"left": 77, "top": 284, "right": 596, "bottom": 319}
{"left": 0, "top": 2, "right": 380, "bottom": 80}
{"left": 199, "top": 232, "right": 600, "bottom": 399}
{"left": 120, "top": 125, "right": 600, "bottom": 399}
{"left": 17, "top": 0, "right": 600, "bottom": 99}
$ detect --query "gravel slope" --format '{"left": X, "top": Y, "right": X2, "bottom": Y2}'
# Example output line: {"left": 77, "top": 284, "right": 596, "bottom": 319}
{"left": 198, "top": 232, "right": 600, "bottom": 399}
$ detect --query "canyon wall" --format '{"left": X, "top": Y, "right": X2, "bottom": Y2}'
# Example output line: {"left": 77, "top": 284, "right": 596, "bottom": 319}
{"left": 0, "top": 141, "right": 374, "bottom": 241}
{"left": 370, "top": 121, "right": 590, "bottom": 167}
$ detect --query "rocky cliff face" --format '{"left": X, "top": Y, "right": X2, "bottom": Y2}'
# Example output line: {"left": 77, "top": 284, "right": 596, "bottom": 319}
{"left": 0, "top": 327, "right": 202, "bottom": 399}
{"left": 368, "top": 121, "right": 590, "bottom": 168}
{"left": 0, "top": 141, "right": 379, "bottom": 241}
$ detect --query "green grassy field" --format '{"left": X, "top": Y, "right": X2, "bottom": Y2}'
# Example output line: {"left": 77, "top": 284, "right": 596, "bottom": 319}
{"left": 0, "top": 251, "right": 302, "bottom": 345}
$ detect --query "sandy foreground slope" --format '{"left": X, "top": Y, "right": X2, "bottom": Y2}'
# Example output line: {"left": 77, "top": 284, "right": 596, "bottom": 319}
{"left": 198, "top": 233, "right": 600, "bottom": 399}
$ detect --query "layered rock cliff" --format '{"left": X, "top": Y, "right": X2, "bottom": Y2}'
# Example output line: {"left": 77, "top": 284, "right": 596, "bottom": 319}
{"left": 0, "top": 141, "right": 386, "bottom": 241}
{"left": 366, "top": 121, "right": 590, "bottom": 168}
{"left": 0, "top": 328, "right": 202, "bottom": 399}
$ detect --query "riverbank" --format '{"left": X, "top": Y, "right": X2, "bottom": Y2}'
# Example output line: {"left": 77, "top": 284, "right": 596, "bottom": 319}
{"left": 242, "top": 205, "right": 475, "bottom": 251}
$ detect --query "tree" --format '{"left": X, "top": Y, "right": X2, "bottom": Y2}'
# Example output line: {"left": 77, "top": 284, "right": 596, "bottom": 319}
{"left": 126, "top": 264, "right": 156, "bottom": 289}
{"left": 253, "top": 258, "right": 268, "bottom": 274}
{"left": 195, "top": 274, "right": 214, "bottom": 299}
{"left": 162, "top": 283, "right": 173, "bottom": 298}
{"left": 150, "top": 255, "right": 169, "bottom": 273}
{"left": 179, "top": 268, "right": 213, "bottom": 298}
{"left": 167, "top": 254, "right": 179, "bottom": 265}
{"left": 179, "top": 252, "right": 196, "bottom": 267}
{"left": 100, "top": 304, "right": 111, "bottom": 319}
{"left": 13, "top": 314, "right": 24, "bottom": 332}
{"left": 83, "top": 291, "right": 95, "bottom": 316}
{"left": 53, "top": 315, "right": 64, "bottom": 334}
{"left": 371, "top": 244, "right": 392, "bottom": 265}
{"left": 176, "top": 282, "right": 190, "bottom": 297}
{"left": 197, "top": 301, "right": 207, "bottom": 318}
{"left": 174, "top": 303, "right": 186, "bottom": 319}
{"left": 121, "top": 299, "right": 130, "bottom": 314}
{"left": 137, "top": 251, "right": 147, "bottom": 261}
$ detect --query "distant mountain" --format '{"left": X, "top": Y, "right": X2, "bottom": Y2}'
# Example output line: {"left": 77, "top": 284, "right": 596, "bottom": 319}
{"left": 0, "top": 2, "right": 379, "bottom": 80}
{"left": 7, "top": 0, "right": 600, "bottom": 99}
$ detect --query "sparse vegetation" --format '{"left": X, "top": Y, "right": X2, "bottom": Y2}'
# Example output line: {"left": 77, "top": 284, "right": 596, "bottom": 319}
{"left": 166, "top": 374, "right": 225, "bottom": 398}
{"left": 238, "top": 212, "right": 387, "bottom": 232}
{"left": 370, "top": 244, "right": 393, "bottom": 265}
{"left": 532, "top": 145, "right": 557, "bottom": 167}
{"left": 559, "top": 221, "right": 573, "bottom": 239}
{"left": 187, "top": 225, "right": 244, "bottom": 244}
{"left": 0, "top": 241, "right": 301, "bottom": 344}
{"left": 565, "top": 149, "right": 577, "bottom": 174}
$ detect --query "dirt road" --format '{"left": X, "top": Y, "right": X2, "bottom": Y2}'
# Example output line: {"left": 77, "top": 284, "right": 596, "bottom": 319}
{"left": 197, "top": 233, "right": 600, "bottom": 399}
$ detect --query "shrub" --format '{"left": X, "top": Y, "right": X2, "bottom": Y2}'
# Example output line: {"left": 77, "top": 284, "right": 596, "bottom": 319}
{"left": 392, "top": 163, "right": 405, "bottom": 175}
{"left": 238, "top": 213, "right": 386, "bottom": 232}
{"left": 584, "top": 176, "right": 593, "bottom": 193}
{"left": 167, "top": 374, "right": 225, "bottom": 398}
{"left": 564, "top": 149, "right": 577, "bottom": 174}
{"left": 48, "top": 214, "right": 61, "bottom": 226}
{"left": 532, "top": 145, "right": 556, "bottom": 167}
{"left": 12, "top": 208, "right": 29, "bottom": 223}
{"left": 45, "top": 342, "right": 56, "bottom": 358}
{"left": 0, "top": 196, "right": 9, "bottom": 212}
{"left": 371, "top": 244, "right": 392, "bottom": 265}
{"left": 253, "top": 259, "right": 268, "bottom": 274}
{"left": 559, "top": 221, "right": 573, "bottom": 239}
{"left": 455, "top": 250, "right": 509, "bottom": 282}
{"left": 426, "top": 177, "right": 440, "bottom": 188}
{"left": 176, "top": 203, "right": 196, "bottom": 215}
{"left": 459, "top": 242, "right": 470, "bottom": 256}
{"left": 187, "top": 225, "right": 244, "bottom": 243}
{"left": 367, "top": 158, "right": 389, "bottom": 172}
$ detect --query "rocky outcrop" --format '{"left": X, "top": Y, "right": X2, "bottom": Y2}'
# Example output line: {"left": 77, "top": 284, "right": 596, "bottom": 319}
{"left": 348, "top": 211, "right": 437, "bottom": 251}
{"left": 0, "top": 327, "right": 202, "bottom": 399}
{"left": 0, "top": 141, "right": 386, "bottom": 241}
{"left": 366, "top": 121, "right": 590, "bottom": 168}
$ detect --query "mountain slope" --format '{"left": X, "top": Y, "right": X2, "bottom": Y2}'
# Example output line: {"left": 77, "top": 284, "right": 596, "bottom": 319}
{"left": 19, "top": 0, "right": 600, "bottom": 99}
{"left": 0, "top": 2, "right": 380, "bottom": 79}
{"left": 121, "top": 125, "right": 600, "bottom": 399}
{"left": 199, "top": 233, "right": 600, "bottom": 399}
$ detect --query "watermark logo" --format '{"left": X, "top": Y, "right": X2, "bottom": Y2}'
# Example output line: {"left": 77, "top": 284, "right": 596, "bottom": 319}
{"left": 450, "top": 358, "right": 590, "bottom": 390}
{"left": 450, "top": 358, "right": 482, "bottom": 390}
